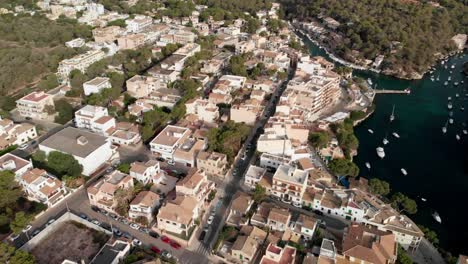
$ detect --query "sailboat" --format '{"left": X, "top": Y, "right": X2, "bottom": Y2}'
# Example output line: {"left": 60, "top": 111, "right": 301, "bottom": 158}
{"left": 365, "top": 162, "right": 371, "bottom": 169}
{"left": 392, "top": 132, "right": 400, "bottom": 138}
{"left": 442, "top": 120, "right": 448, "bottom": 134}
{"left": 433, "top": 212, "right": 442, "bottom": 223}
{"left": 389, "top": 105, "right": 395, "bottom": 122}
{"left": 376, "top": 147, "right": 385, "bottom": 159}
{"left": 367, "top": 78, "right": 373, "bottom": 86}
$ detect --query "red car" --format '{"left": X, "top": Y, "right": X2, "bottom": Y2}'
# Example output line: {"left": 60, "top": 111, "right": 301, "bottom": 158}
{"left": 151, "top": 246, "right": 161, "bottom": 254}
{"left": 161, "top": 235, "right": 171, "bottom": 244}
{"left": 170, "top": 241, "right": 181, "bottom": 249}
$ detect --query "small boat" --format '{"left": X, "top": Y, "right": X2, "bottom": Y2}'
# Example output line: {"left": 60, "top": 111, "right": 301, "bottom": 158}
{"left": 444, "top": 81, "right": 448, "bottom": 86}
{"left": 368, "top": 129, "right": 374, "bottom": 134}
{"left": 383, "top": 137, "right": 389, "bottom": 145}
{"left": 448, "top": 97, "right": 452, "bottom": 101}
{"left": 392, "top": 132, "right": 400, "bottom": 138}
{"left": 448, "top": 76, "right": 452, "bottom": 81}
{"left": 448, "top": 102, "right": 453, "bottom": 109}
{"left": 436, "top": 75, "right": 440, "bottom": 81}
{"left": 389, "top": 105, "right": 395, "bottom": 122}
{"left": 376, "top": 147, "right": 385, "bottom": 159}
{"left": 463, "top": 130, "right": 467, "bottom": 135}
{"left": 454, "top": 82, "right": 459, "bottom": 86}
{"left": 449, "top": 118, "right": 454, "bottom": 124}
{"left": 456, "top": 134, "right": 460, "bottom": 140}
{"left": 461, "top": 107, "right": 465, "bottom": 111}
{"left": 401, "top": 168, "right": 408, "bottom": 175}
{"left": 456, "top": 93, "right": 459, "bottom": 98}
{"left": 421, "top": 198, "right": 427, "bottom": 202}
{"left": 365, "top": 162, "right": 371, "bottom": 169}
{"left": 367, "top": 78, "right": 373, "bottom": 86}
{"left": 451, "top": 64, "right": 455, "bottom": 69}
{"left": 442, "top": 126, "right": 447, "bottom": 134}
{"left": 433, "top": 212, "right": 442, "bottom": 223}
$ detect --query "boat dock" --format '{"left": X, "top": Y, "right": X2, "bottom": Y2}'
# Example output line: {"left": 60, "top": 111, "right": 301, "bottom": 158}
{"left": 374, "top": 89, "right": 411, "bottom": 95}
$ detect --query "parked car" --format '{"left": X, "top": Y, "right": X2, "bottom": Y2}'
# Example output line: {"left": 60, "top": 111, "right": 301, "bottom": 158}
{"left": 46, "top": 219, "right": 55, "bottom": 226}
{"left": 92, "top": 220, "right": 101, "bottom": 226}
{"left": 79, "top": 214, "right": 88, "bottom": 220}
{"left": 170, "top": 241, "right": 181, "bottom": 249}
{"left": 18, "top": 143, "right": 28, "bottom": 150}
{"left": 149, "top": 231, "right": 160, "bottom": 238}
{"left": 151, "top": 246, "right": 161, "bottom": 254}
{"left": 10, "top": 233, "right": 20, "bottom": 241}
{"left": 313, "top": 210, "right": 324, "bottom": 216}
{"left": 22, "top": 225, "right": 32, "bottom": 232}
{"left": 141, "top": 228, "right": 150, "bottom": 234}
{"left": 161, "top": 236, "right": 171, "bottom": 244}
{"left": 130, "top": 223, "right": 140, "bottom": 230}
{"left": 161, "top": 250, "right": 172, "bottom": 259}
{"left": 167, "top": 160, "right": 175, "bottom": 165}
{"left": 112, "top": 228, "right": 122, "bottom": 237}
{"left": 198, "top": 231, "right": 206, "bottom": 241}
{"left": 207, "top": 215, "right": 214, "bottom": 225}
{"left": 32, "top": 229, "right": 40, "bottom": 237}
{"left": 122, "top": 232, "right": 132, "bottom": 239}
{"left": 132, "top": 239, "right": 142, "bottom": 247}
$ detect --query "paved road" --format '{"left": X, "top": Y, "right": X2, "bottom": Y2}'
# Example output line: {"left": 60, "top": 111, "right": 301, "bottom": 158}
{"left": 203, "top": 67, "right": 297, "bottom": 254}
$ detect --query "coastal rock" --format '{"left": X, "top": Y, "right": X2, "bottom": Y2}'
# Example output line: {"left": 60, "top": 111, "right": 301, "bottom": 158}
{"left": 381, "top": 68, "right": 423, "bottom": 80}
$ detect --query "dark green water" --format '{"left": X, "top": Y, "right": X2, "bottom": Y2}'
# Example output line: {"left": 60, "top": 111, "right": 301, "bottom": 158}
{"left": 302, "top": 34, "right": 468, "bottom": 254}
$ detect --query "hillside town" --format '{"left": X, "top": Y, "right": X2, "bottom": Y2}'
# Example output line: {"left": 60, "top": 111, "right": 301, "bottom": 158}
{"left": 0, "top": 1, "right": 464, "bottom": 264}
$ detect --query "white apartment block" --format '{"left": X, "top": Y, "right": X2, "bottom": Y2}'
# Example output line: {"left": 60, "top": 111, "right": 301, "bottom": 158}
{"left": 185, "top": 98, "right": 219, "bottom": 123}
{"left": 74, "top": 105, "right": 116, "bottom": 136}
{"left": 0, "top": 153, "right": 33, "bottom": 178}
{"left": 19, "top": 168, "right": 67, "bottom": 207}
{"left": 83, "top": 77, "right": 111, "bottom": 96}
{"left": 57, "top": 50, "right": 106, "bottom": 83}
{"left": 126, "top": 15, "right": 153, "bottom": 33}
{"left": 126, "top": 75, "right": 160, "bottom": 98}
{"left": 16, "top": 91, "right": 55, "bottom": 120}
{"left": 174, "top": 43, "right": 201, "bottom": 57}
{"left": 0, "top": 118, "right": 37, "bottom": 149}
{"left": 129, "top": 191, "right": 160, "bottom": 223}
{"left": 150, "top": 125, "right": 191, "bottom": 161}
{"left": 270, "top": 164, "right": 308, "bottom": 207}
{"left": 129, "top": 160, "right": 160, "bottom": 185}
{"left": 244, "top": 165, "right": 267, "bottom": 189}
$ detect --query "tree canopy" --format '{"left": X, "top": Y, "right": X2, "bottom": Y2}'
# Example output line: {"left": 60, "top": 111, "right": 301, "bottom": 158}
{"left": 0, "top": 243, "right": 35, "bottom": 264}
{"left": 391, "top": 192, "right": 417, "bottom": 214}
{"left": 368, "top": 178, "right": 390, "bottom": 196}
{"left": 308, "top": 131, "right": 330, "bottom": 149}
{"left": 328, "top": 158, "right": 359, "bottom": 177}
{"left": 207, "top": 121, "right": 251, "bottom": 162}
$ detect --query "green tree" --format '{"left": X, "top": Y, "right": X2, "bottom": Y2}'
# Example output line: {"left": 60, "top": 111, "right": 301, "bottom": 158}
{"left": 253, "top": 185, "right": 266, "bottom": 202}
{"left": 0, "top": 243, "right": 34, "bottom": 264}
{"left": 69, "top": 69, "right": 87, "bottom": 90}
{"left": 369, "top": 178, "right": 390, "bottom": 196}
{"left": 54, "top": 99, "right": 74, "bottom": 124}
{"left": 308, "top": 131, "right": 330, "bottom": 149}
{"left": 328, "top": 158, "right": 359, "bottom": 177}
{"left": 396, "top": 245, "right": 413, "bottom": 264}
{"left": 391, "top": 192, "right": 417, "bottom": 214}
{"left": 107, "top": 19, "right": 127, "bottom": 27}
{"left": 47, "top": 151, "right": 83, "bottom": 177}
{"left": 0, "top": 171, "right": 22, "bottom": 209}
{"left": 349, "top": 110, "right": 366, "bottom": 121}
{"left": 10, "top": 212, "right": 32, "bottom": 235}
{"left": 0, "top": 97, "right": 16, "bottom": 111}
{"left": 38, "top": 74, "right": 59, "bottom": 91}
{"left": 418, "top": 225, "right": 439, "bottom": 245}
{"left": 117, "top": 163, "right": 131, "bottom": 174}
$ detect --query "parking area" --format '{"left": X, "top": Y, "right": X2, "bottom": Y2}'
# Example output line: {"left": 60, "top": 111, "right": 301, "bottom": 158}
{"left": 30, "top": 221, "right": 109, "bottom": 264}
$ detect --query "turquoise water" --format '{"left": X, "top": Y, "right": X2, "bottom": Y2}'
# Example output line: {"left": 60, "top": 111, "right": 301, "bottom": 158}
{"left": 302, "top": 34, "right": 468, "bottom": 254}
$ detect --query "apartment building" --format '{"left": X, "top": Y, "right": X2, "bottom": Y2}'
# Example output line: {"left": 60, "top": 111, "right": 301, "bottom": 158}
{"left": 129, "top": 191, "right": 160, "bottom": 224}
{"left": 174, "top": 43, "right": 201, "bottom": 57}
{"left": 16, "top": 91, "right": 55, "bottom": 120}
{"left": 65, "top": 38, "right": 85, "bottom": 48}
{"left": 289, "top": 214, "right": 317, "bottom": 240}
{"left": 196, "top": 151, "right": 228, "bottom": 178}
{"left": 108, "top": 122, "right": 141, "bottom": 146}
{"left": 159, "top": 30, "right": 196, "bottom": 45}
{"left": 19, "top": 168, "right": 66, "bottom": 207}
{"left": 83, "top": 77, "right": 111, "bottom": 96}
{"left": 39, "top": 127, "right": 115, "bottom": 176}
{"left": 235, "top": 40, "right": 255, "bottom": 54}
{"left": 0, "top": 118, "right": 37, "bottom": 149}
{"left": 244, "top": 165, "right": 267, "bottom": 189}
{"left": 267, "top": 207, "right": 291, "bottom": 231}
{"left": 0, "top": 153, "right": 33, "bottom": 178}
{"left": 260, "top": 243, "right": 297, "bottom": 264}
{"left": 173, "top": 137, "right": 206, "bottom": 167}
{"left": 150, "top": 125, "right": 191, "bottom": 161}
{"left": 57, "top": 50, "right": 106, "bottom": 83}
{"left": 148, "top": 88, "right": 182, "bottom": 109}
{"left": 175, "top": 169, "right": 214, "bottom": 204}
{"left": 231, "top": 226, "right": 267, "bottom": 263}
{"left": 270, "top": 164, "right": 308, "bottom": 207}
{"left": 92, "top": 26, "right": 123, "bottom": 43}
{"left": 129, "top": 160, "right": 160, "bottom": 185}
{"left": 74, "top": 105, "right": 116, "bottom": 136}
{"left": 117, "top": 33, "right": 145, "bottom": 50}
{"left": 147, "top": 65, "right": 179, "bottom": 84}
{"left": 185, "top": 98, "right": 219, "bottom": 123}
{"left": 256, "top": 132, "right": 293, "bottom": 156}
{"left": 259, "top": 153, "right": 291, "bottom": 171}
{"left": 126, "top": 75, "right": 160, "bottom": 98}
{"left": 212, "top": 75, "right": 246, "bottom": 95}
{"left": 126, "top": 15, "right": 152, "bottom": 33}
{"left": 87, "top": 170, "right": 134, "bottom": 213}
{"left": 227, "top": 192, "right": 253, "bottom": 227}
{"left": 157, "top": 195, "right": 199, "bottom": 237}
{"left": 230, "top": 99, "right": 262, "bottom": 125}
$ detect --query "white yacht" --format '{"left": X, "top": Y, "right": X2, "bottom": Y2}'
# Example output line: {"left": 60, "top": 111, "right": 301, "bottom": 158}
{"left": 444, "top": 81, "right": 448, "bottom": 86}
{"left": 368, "top": 129, "right": 374, "bottom": 134}
{"left": 448, "top": 76, "right": 452, "bottom": 81}
{"left": 401, "top": 168, "right": 408, "bottom": 176}
{"left": 448, "top": 102, "right": 453, "bottom": 109}
{"left": 367, "top": 78, "right": 373, "bottom": 86}
{"left": 421, "top": 198, "right": 427, "bottom": 202}
{"left": 433, "top": 212, "right": 442, "bottom": 223}
{"left": 376, "top": 147, "right": 385, "bottom": 159}
{"left": 463, "top": 130, "right": 468, "bottom": 135}
{"left": 389, "top": 105, "right": 395, "bottom": 122}
{"left": 392, "top": 132, "right": 400, "bottom": 138}
{"left": 456, "top": 134, "right": 461, "bottom": 140}
{"left": 442, "top": 120, "right": 448, "bottom": 134}
{"left": 451, "top": 64, "right": 455, "bottom": 69}
{"left": 448, "top": 96, "right": 452, "bottom": 101}
{"left": 456, "top": 93, "right": 459, "bottom": 98}
{"left": 449, "top": 118, "right": 454, "bottom": 124}
{"left": 454, "top": 82, "right": 459, "bottom": 86}
{"left": 383, "top": 137, "right": 389, "bottom": 145}
{"left": 365, "top": 162, "right": 371, "bottom": 169}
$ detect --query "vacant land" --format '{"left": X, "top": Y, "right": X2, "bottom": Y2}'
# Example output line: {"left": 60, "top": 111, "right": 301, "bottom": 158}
{"left": 31, "top": 221, "right": 109, "bottom": 264}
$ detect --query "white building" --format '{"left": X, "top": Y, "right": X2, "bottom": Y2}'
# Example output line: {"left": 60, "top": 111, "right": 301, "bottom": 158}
{"left": 16, "top": 91, "right": 55, "bottom": 120}
{"left": 129, "top": 160, "right": 160, "bottom": 185}
{"left": 129, "top": 191, "right": 160, "bottom": 223}
{"left": 149, "top": 125, "right": 191, "bottom": 161}
{"left": 74, "top": 105, "right": 116, "bottom": 136}
{"left": 57, "top": 50, "right": 106, "bottom": 83}
{"left": 185, "top": 98, "right": 219, "bottom": 123}
{"left": 126, "top": 15, "right": 153, "bottom": 33}
{"left": 244, "top": 165, "right": 267, "bottom": 189}
{"left": 0, "top": 118, "right": 37, "bottom": 149}
{"left": 65, "top": 38, "right": 85, "bottom": 48}
{"left": 0, "top": 153, "right": 33, "bottom": 178}
{"left": 83, "top": 77, "right": 111, "bottom": 96}
{"left": 19, "top": 168, "right": 67, "bottom": 207}
{"left": 39, "top": 127, "right": 115, "bottom": 176}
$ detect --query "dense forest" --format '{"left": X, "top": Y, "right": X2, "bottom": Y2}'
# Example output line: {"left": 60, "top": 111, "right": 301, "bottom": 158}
{"left": 280, "top": 0, "right": 468, "bottom": 78}
{"left": 0, "top": 13, "right": 92, "bottom": 95}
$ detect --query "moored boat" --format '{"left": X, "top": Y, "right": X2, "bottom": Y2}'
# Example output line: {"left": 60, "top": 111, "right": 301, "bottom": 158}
{"left": 376, "top": 147, "right": 385, "bottom": 159}
{"left": 392, "top": 132, "right": 400, "bottom": 138}
{"left": 433, "top": 212, "right": 442, "bottom": 223}
{"left": 401, "top": 168, "right": 407, "bottom": 175}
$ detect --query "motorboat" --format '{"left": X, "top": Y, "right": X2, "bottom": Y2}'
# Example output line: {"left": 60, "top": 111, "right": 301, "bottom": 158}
{"left": 448, "top": 76, "right": 452, "bottom": 81}
{"left": 449, "top": 111, "right": 453, "bottom": 117}
{"left": 451, "top": 64, "right": 455, "bottom": 69}
{"left": 392, "top": 132, "right": 400, "bottom": 138}
{"left": 421, "top": 198, "right": 427, "bottom": 202}
{"left": 449, "top": 118, "right": 454, "bottom": 124}
{"left": 368, "top": 129, "right": 374, "bottom": 134}
{"left": 448, "top": 97, "right": 452, "bottom": 101}
{"left": 401, "top": 168, "right": 408, "bottom": 175}
{"left": 383, "top": 137, "right": 389, "bottom": 145}
{"left": 389, "top": 105, "right": 395, "bottom": 122}
{"left": 461, "top": 107, "right": 465, "bottom": 112}
{"left": 365, "top": 162, "right": 371, "bottom": 169}
{"left": 433, "top": 212, "right": 442, "bottom": 223}
{"left": 463, "top": 130, "right": 468, "bottom": 135}
{"left": 454, "top": 82, "right": 459, "bottom": 86}
{"left": 456, "top": 134, "right": 460, "bottom": 140}
{"left": 456, "top": 93, "right": 459, "bottom": 98}
{"left": 444, "top": 81, "right": 448, "bottom": 86}
{"left": 376, "top": 147, "right": 385, "bottom": 159}
{"left": 367, "top": 78, "right": 373, "bottom": 86}
{"left": 448, "top": 102, "right": 453, "bottom": 110}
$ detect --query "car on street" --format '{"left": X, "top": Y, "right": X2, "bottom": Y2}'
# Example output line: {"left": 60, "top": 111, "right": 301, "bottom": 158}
{"left": 151, "top": 246, "right": 161, "bottom": 254}
{"left": 207, "top": 215, "right": 214, "bottom": 225}
{"left": 161, "top": 235, "right": 171, "bottom": 244}
{"left": 130, "top": 223, "right": 140, "bottom": 230}
{"left": 149, "top": 231, "right": 160, "bottom": 238}
{"left": 19, "top": 143, "right": 28, "bottom": 150}
{"left": 92, "top": 220, "right": 101, "bottom": 226}
{"left": 32, "top": 229, "right": 40, "bottom": 237}
{"left": 141, "top": 228, "right": 150, "bottom": 234}
{"left": 10, "top": 233, "right": 20, "bottom": 241}
{"left": 161, "top": 250, "right": 172, "bottom": 259}
{"left": 170, "top": 241, "right": 181, "bottom": 249}
{"left": 46, "top": 219, "right": 55, "bottom": 226}
{"left": 132, "top": 239, "right": 142, "bottom": 247}
{"left": 122, "top": 232, "right": 132, "bottom": 239}
{"left": 203, "top": 225, "right": 210, "bottom": 232}
{"left": 167, "top": 160, "right": 175, "bottom": 165}
{"left": 22, "top": 225, "right": 32, "bottom": 232}
{"left": 79, "top": 213, "right": 88, "bottom": 220}
{"left": 313, "top": 209, "right": 324, "bottom": 216}
{"left": 112, "top": 228, "right": 122, "bottom": 236}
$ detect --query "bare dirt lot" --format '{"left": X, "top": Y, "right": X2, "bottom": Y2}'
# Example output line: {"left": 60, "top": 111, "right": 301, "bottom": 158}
{"left": 31, "top": 221, "right": 109, "bottom": 264}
